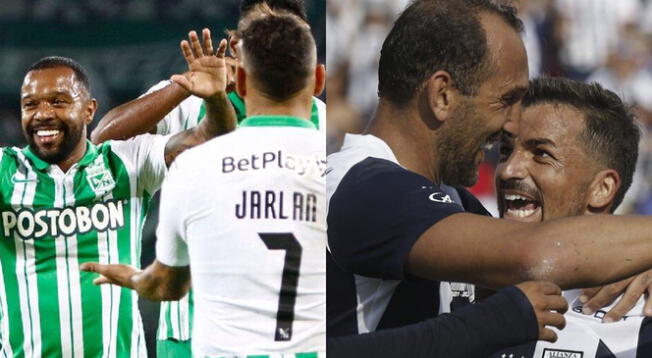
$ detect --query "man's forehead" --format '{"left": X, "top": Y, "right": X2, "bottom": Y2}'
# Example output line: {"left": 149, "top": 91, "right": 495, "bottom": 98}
{"left": 520, "top": 104, "right": 585, "bottom": 143}
{"left": 479, "top": 13, "right": 529, "bottom": 93}
{"left": 21, "top": 67, "right": 81, "bottom": 98}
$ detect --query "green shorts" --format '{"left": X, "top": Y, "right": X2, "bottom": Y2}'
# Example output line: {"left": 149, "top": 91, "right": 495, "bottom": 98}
{"left": 157, "top": 339, "right": 192, "bottom": 358}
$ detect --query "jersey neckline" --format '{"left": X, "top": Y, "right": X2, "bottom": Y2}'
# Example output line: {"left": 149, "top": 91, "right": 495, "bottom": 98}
{"left": 22, "top": 140, "right": 99, "bottom": 171}
{"left": 240, "top": 115, "right": 317, "bottom": 130}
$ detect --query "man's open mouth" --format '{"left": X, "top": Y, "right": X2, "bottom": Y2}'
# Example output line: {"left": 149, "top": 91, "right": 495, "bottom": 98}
{"left": 33, "top": 128, "right": 62, "bottom": 145}
{"left": 502, "top": 192, "right": 542, "bottom": 221}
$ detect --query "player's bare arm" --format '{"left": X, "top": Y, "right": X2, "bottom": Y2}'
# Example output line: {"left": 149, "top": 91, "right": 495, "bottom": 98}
{"left": 80, "top": 260, "right": 190, "bottom": 301}
{"left": 90, "top": 80, "right": 190, "bottom": 143}
{"left": 403, "top": 213, "right": 652, "bottom": 290}
{"left": 163, "top": 29, "right": 237, "bottom": 166}
{"left": 90, "top": 28, "right": 237, "bottom": 146}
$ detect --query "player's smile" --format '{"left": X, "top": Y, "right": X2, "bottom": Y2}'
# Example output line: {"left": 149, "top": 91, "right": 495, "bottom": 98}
{"left": 30, "top": 123, "right": 65, "bottom": 147}
{"left": 499, "top": 187, "right": 542, "bottom": 222}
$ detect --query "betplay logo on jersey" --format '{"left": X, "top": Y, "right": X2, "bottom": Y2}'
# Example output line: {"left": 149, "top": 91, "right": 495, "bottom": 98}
{"left": 85, "top": 155, "right": 116, "bottom": 196}
{"left": 542, "top": 348, "right": 583, "bottom": 358}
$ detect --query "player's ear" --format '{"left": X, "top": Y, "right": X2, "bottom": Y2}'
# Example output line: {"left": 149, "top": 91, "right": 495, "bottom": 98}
{"left": 587, "top": 169, "right": 620, "bottom": 213}
{"left": 313, "top": 64, "right": 325, "bottom": 96}
{"left": 84, "top": 98, "right": 98, "bottom": 125}
{"left": 236, "top": 65, "right": 247, "bottom": 99}
{"left": 423, "top": 70, "right": 457, "bottom": 124}
{"left": 229, "top": 36, "right": 240, "bottom": 59}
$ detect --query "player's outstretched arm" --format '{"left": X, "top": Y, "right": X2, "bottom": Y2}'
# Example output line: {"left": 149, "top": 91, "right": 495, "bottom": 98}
{"left": 163, "top": 28, "right": 237, "bottom": 166}
{"left": 80, "top": 260, "right": 190, "bottom": 301}
{"left": 406, "top": 213, "right": 652, "bottom": 290}
{"left": 90, "top": 81, "right": 191, "bottom": 144}
{"left": 327, "top": 281, "right": 566, "bottom": 357}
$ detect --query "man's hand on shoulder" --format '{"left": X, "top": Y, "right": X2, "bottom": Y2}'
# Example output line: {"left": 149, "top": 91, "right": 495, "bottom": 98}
{"left": 580, "top": 269, "right": 652, "bottom": 322}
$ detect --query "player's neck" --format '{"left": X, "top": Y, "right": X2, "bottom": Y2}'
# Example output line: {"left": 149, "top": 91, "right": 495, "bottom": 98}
{"left": 56, "top": 139, "right": 88, "bottom": 173}
{"left": 368, "top": 99, "right": 440, "bottom": 183}
{"left": 244, "top": 91, "right": 312, "bottom": 121}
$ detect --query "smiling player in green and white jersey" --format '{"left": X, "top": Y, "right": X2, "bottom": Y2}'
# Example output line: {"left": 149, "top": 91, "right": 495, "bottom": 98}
{"left": 82, "top": 5, "right": 326, "bottom": 358}
{"left": 0, "top": 29, "right": 235, "bottom": 358}
{"left": 89, "top": 1, "right": 324, "bottom": 357}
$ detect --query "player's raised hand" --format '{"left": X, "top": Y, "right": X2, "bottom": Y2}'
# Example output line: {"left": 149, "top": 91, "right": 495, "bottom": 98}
{"left": 579, "top": 269, "right": 652, "bottom": 322}
{"left": 515, "top": 281, "right": 568, "bottom": 342}
{"left": 171, "top": 28, "right": 228, "bottom": 99}
{"left": 80, "top": 262, "right": 141, "bottom": 289}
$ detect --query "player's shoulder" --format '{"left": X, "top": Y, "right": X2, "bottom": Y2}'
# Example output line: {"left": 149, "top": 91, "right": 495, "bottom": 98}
{"left": 1, "top": 146, "right": 29, "bottom": 164}
{"left": 327, "top": 134, "right": 400, "bottom": 198}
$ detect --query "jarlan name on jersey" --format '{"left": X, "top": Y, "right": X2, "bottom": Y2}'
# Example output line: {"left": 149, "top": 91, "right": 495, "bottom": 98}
{"left": 1, "top": 199, "right": 126, "bottom": 239}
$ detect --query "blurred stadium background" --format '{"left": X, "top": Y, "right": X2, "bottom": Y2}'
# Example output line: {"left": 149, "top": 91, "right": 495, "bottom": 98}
{"left": 327, "top": 0, "right": 652, "bottom": 216}
{"left": 0, "top": 0, "right": 324, "bottom": 356}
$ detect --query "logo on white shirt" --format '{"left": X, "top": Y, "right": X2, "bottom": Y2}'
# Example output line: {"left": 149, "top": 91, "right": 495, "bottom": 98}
{"left": 542, "top": 348, "right": 583, "bottom": 358}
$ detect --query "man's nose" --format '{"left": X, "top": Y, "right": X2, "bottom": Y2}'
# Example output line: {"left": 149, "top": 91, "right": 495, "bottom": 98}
{"left": 498, "top": 150, "right": 528, "bottom": 181}
{"left": 33, "top": 102, "right": 55, "bottom": 121}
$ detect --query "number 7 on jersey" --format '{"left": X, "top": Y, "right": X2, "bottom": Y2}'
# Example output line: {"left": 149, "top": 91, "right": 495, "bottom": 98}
{"left": 259, "top": 232, "right": 303, "bottom": 341}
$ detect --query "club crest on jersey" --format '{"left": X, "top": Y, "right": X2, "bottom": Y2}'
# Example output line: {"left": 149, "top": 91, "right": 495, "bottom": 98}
{"left": 542, "top": 349, "right": 583, "bottom": 358}
{"left": 85, "top": 156, "right": 115, "bottom": 196}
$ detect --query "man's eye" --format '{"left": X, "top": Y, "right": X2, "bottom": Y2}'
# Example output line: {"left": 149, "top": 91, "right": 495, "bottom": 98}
{"left": 499, "top": 145, "right": 512, "bottom": 161}
{"left": 534, "top": 149, "right": 551, "bottom": 159}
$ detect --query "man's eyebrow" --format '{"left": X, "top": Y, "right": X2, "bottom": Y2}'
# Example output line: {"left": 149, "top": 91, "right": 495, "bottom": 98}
{"left": 524, "top": 138, "right": 557, "bottom": 148}
{"left": 21, "top": 91, "right": 71, "bottom": 100}
{"left": 501, "top": 85, "right": 528, "bottom": 99}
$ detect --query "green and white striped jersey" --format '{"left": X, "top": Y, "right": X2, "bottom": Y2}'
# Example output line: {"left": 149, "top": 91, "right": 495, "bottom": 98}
{"left": 0, "top": 134, "right": 169, "bottom": 358}
{"left": 143, "top": 81, "right": 326, "bottom": 342}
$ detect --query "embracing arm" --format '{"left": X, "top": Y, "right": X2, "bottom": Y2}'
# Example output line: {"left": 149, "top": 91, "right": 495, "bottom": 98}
{"left": 328, "top": 282, "right": 565, "bottom": 357}
{"left": 90, "top": 82, "right": 190, "bottom": 144}
{"left": 80, "top": 260, "right": 190, "bottom": 301}
{"left": 407, "top": 213, "right": 652, "bottom": 290}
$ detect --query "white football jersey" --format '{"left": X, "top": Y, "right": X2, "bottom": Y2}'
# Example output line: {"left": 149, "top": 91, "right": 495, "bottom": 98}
{"left": 156, "top": 115, "right": 326, "bottom": 357}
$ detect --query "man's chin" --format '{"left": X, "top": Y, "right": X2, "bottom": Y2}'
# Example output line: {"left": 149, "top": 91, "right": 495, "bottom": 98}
{"left": 29, "top": 144, "right": 66, "bottom": 164}
{"left": 501, "top": 206, "right": 543, "bottom": 223}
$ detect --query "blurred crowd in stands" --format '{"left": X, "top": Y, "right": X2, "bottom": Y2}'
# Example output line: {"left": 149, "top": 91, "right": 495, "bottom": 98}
{"left": 327, "top": 0, "right": 652, "bottom": 215}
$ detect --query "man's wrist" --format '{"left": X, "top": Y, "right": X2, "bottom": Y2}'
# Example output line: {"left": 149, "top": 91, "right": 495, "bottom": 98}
{"left": 204, "top": 90, "right": 228, "bottom": 104}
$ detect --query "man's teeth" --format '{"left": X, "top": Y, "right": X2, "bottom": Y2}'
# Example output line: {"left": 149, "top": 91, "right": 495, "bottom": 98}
{"left": 507, "top": 208, "right": 536, "bottom": 217}
{"left": 36, "top": 129, "right": 60, "bottom": 137}
{"left": 504, "top": 194, "right": 529, "bottom": 201}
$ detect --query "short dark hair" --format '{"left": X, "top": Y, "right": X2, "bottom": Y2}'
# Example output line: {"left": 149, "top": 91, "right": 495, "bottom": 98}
{"left": 240, "top": 0, "right": 307, "bottom": 21}
{"left": 523, "top": 77, "right": 640, "bottom": 211}
{"left": 378, "top": 0, "right": 522, "bottom": 105}
{"left": 26, "top": 56, "right": 91, "bottom": 93}
{"left": 236, "top": 6, "right": 315, "bottom": 101}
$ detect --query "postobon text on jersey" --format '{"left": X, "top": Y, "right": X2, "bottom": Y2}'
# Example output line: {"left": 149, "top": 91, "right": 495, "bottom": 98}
{"left": 1, "top": 199, "right": 126, "bottom": 239}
